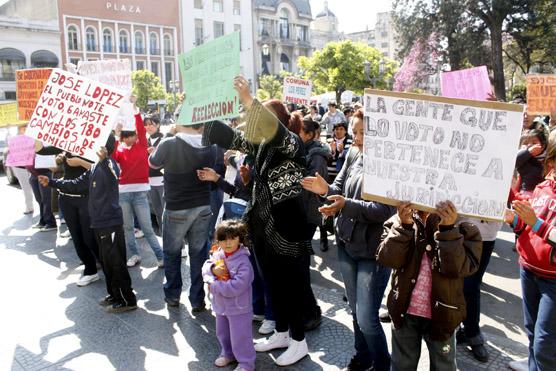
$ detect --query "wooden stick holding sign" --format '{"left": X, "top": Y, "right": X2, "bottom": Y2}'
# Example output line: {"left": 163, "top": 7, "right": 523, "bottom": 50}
{"left": 361, "top": 89, "right": 523, "bottom": 221}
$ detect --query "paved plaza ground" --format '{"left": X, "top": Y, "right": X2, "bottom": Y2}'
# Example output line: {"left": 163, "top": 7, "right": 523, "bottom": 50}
{"left": 0, "top": 175, "right": 528, "bottom": 370}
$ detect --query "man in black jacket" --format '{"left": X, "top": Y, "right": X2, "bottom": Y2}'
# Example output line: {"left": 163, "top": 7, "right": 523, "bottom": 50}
{"left": 38, "top": 134, "right": 137, "bottom": 313}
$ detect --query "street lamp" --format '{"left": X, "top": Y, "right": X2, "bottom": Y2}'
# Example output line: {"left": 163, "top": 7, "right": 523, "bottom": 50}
{"left": 262, "top": 44, "right": 270, "bottom": 56}
{"left": 364, "top": 59, "right": 386, "bottom": 88}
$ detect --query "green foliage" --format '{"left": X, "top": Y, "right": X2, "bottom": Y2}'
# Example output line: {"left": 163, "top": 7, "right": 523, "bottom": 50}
{"left": 508, "top": 84, "right": 527, "bottom": 101}
{"left": 131, "top": 70, "right": 166, "bottom": 109}
{"left": 165, "top": 92, "right": 184, "bottom": 115}
{"left": 256, "top": 74, "right": 282, "bottom": 101}
{"left": 297, "top": 40, "right": 397, "bottom": 103}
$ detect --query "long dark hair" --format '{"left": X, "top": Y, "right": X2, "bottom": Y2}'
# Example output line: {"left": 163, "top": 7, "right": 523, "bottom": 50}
{"left": 263, "top": 99, "right": 302, "bottom": 135}
{"left": 301, "top": 115, "right": 320, "bottom": 141}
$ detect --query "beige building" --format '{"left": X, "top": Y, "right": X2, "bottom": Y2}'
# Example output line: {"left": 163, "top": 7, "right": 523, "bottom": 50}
{"left": 310, "top": 1, "right": 341, "bottom": 51}
{"left": 344, "top": 11, "right": 398, "bottom": 60}
{"left": 253, "top": 0, "right": 312, "bottom": 81}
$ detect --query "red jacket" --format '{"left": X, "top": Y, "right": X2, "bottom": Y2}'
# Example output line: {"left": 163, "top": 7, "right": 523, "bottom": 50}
{"left": 513, "top": 179, "right": 556, "bottom": 278}
{"left": 112, "top": 114, "right": 150, "bottom": 186}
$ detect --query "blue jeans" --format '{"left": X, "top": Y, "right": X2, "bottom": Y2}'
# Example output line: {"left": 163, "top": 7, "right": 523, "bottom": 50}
{"left": 29, "top": 173, "right": 56, "bottom": 227}
{"left": 521, "top": 267, "right": 556, "bottom": 371}
{"left": 338, "top": 243, "right": 391, "bottom": 371}
{"left": 119, "top": 191, "right": 163, "bottom": 260}
{"left": 163, "top": 205, "right": 212, "bottom": 307}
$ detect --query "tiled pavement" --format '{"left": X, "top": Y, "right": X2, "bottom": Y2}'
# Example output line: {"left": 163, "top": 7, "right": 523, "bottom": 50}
{"left": 0, "top": 179, "right": 528, "bottom": 370}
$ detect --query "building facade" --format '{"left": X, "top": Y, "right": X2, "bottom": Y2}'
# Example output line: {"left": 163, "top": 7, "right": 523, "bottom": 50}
{"left": 253, "top": 0, "right": 312, "bottom": 84}
{"left": 344, "top": 11, "right": 398, "bottom": 60}
{"left": 58, "top": 0, "right": 181, "bottom": 91}
{"left": 180, "top": 0, "right": 255, "bottom": 92}
{"left": 0, "top": 0, "right": 61, "bottom": 100}
{"left": 310, "top": 1, "right": 341, "bottom": 51}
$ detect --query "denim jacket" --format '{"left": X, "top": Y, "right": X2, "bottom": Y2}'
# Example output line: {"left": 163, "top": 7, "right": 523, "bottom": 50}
{"left": 202, "top": 246, "right": 254, "bottom": 316}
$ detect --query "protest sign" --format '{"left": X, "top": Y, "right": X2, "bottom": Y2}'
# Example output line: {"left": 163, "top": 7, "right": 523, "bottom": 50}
{"left": 283, "top": 77, "right": 312, "bottom": 106}
{"left": 341, "top": 90, "right": 354, "bottom": 104}
{"left": 526, "top": 74, "right": 556, "bottom": 115}
{"left": 177, "top": 32, "right": 240, "bottom": 125}
{"left": 16, "top": 68, "right": 53, "bottom": 121}
{"left": 24, "top": 68, "right": 126, "bottom": 162}
{"left": 78, "top": 59, "right": 135, "bottom": 129}
{"left": 34, "top": 154, "right": 57, "bottom": 169}
{"left": 362, "top": 89, "right": 523, "bottom": 221}
{"left": 440, "top": 66, "right": 492, "bottom": 101}
{"left": 0, "top": 102, "right": 22, "bottom": 127}
{"left": 5, "top": 135, "right": 35, "bottom": 167}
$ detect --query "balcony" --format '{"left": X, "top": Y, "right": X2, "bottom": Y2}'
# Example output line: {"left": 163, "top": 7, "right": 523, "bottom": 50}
{"left": 135, "top": 47, "right": 145, "bottom": 54}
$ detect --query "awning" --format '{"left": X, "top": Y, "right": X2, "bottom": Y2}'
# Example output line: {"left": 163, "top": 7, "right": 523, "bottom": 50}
{"left": 31, "top": 50, "right": 58, "bottom": 67}
{"left": 0, "top": 48, "right": 25, "bottom": 61}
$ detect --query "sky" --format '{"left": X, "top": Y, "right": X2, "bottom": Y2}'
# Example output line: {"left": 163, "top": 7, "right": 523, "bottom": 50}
{"left": 309, "top": 0, "right": 394, "bottom": 34}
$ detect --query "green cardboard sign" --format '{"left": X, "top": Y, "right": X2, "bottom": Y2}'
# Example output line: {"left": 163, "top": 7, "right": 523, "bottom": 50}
{"left": 177, "top": 32, "right": 240, "bottom": 125}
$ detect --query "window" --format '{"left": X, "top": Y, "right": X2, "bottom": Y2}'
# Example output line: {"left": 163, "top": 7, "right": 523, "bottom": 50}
{"left": 213, "top": 0, "right": 223, "bottom": 12}
{"left": 279, "top": 9, "right": 289, "bottom": 39}
{"left": 0, "top": 48, "right": 26, "bottom": 81}
{"left": 151, "top": 61, "right": 159, "bottom": 77}
{"left": 260, "top": 18, "right": 271, "bottom": 36}
{"left": 195, "top": 19, "right": 204, "bottom": 45}
{"left": 381, "top": 42, "right": 388, "bottom": 48}
{"left": 67, "top": 25, "right": 79, "bottom": 50}
{"left": 213, "top": 21, "right": 224, "bottom": 38}
{"left": 135, "top": 31, "right": 145, "bottom": 54}
{"left": 381, "top": 31, "right": 388, "bottom": 38}
{"left": 119, "top": 30, "right": 130, "bottom": 53}
{"left": 150, "top": 32, "right": 159, "bottom": 55}
{"left": 296, "top": 25, "right": 308, "bottom": 41}
{"left": 136, "top": 61, "right": 145, "bottom": 70}
{"left": 163, "top": 34, "right": 173, "bottom": 56}
{"left": 280, "top": 53, "right": 290, "bottom": 72}
{"left": 103, "top": 29, "right": 113, "bottom": 52}
{"left": 233, "top": 0, "right": 240, "bottom": 15}
{"left": 165, "top": 62, "right": 173, "bottom": 90}
{"left": 194, "top": 0, "right": 203, "bottom": 9}
{"left": 234, "top": 24, "right": 241, "bottom": 50}
{"left": 4, "top": 91, "right": 16, "bottom": 100}
{"left": 85, "top": 27, "right": 97, "bottom": 51}
{"left": 69, "top": 57, "right": 80, "bottom": 66}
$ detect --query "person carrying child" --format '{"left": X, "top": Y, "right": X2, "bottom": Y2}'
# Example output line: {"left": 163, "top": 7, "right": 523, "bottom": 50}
{"left": 202, "top": 220, "right": 255, "bottom": 371}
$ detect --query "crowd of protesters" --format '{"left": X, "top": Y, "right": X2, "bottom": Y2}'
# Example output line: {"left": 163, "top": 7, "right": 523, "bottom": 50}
{"left": 8, "top": 80, "right": 556, "bottom": 371}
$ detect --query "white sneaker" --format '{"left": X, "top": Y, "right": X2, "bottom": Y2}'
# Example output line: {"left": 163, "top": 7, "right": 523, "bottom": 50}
{"left": 60, "top": 230, "right": 72, "bottom": 239}
{"left": 258, "top": 319, "right": 276, "bottom": 335}
{"left": 77, "top": 273, "right": 99, "bottom": 287}
{"left": 157, "top": 259, "right": 164, "bottom": 268}
{"left": 134, "top": 228, "right": 144, "bottom": 239}
{"left": 254, "top": 331, "right": 290, "bottom": 352}
{"left": 214, "top": 356, "right": 235, "bottom": 367}
{"left": 275, "top": 338, "right": 308, "bottom": 366}
{"left": 509, "top": 359, "right": 529, "bottom": 371}
{"left": 127, "top": 255, "right": 141, "bottom": 267}
{"left": 253, "top": 314, "right": 265, "bottom": 322}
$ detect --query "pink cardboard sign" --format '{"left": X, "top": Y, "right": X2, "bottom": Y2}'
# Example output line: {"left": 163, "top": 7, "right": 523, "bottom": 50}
{"left": 440, "top": 66, "right": 492, "bottom": 101}
{"left": 6, "top": 135, "right": 35, "bottom": 167}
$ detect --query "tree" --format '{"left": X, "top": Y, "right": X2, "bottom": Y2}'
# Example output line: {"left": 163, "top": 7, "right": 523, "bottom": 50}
{"left": 256, "top": 74, "right": 282, "bottom": 101}
{"left": 131, "top": 70, "right": 166, "bottom": 109}
{"left": 165, "top": 92, "right": 184, "bottom": 116}
{"left": 298, "top": 41, "right": 396, "bottom": 104}
{"left": 393, "top": 34, "right": 441, "bottom": 92}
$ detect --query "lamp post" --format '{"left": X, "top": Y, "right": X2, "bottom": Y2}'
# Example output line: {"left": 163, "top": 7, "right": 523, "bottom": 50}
{"left": 364, "top": 59, "right": 386, "bottom": 88}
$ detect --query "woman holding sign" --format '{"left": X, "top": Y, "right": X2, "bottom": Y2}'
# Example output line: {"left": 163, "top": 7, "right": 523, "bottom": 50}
{"left": 504, "top": 140, "right": 556, "bottom": 371}
{"left": 202, "top": 76, "right": 313, "bottom": 367}
{"left": 302, "top": 109, "right": 395, "bottom": 371}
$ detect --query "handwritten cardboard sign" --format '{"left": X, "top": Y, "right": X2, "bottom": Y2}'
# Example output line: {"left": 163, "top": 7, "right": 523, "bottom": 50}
{"left": 177, "top": 32, "right": 240, "bottom": 125}
{"left": 362, "top": 89, "right": 523, "bottom": 221}
{"left": 283, "top": 77, "right": 312, "bottom": 106}
{"left": 16, "top": 68, "right": 53, "bottom": 121}
{"left": 78, "top": 59, "right": 135, "bottom": 130}
{"left": 526, "top": 74, "right": 556, "bottom": 115}
{"left": 440, "top": 66, "right": 492, "bottom": 101}
{"left": 5, "top": 135, "right": 35, "bottom": 167}
{"left": 24, "top": 68, "right": 126, "bottom": 162}
{"left": 0, "top": 102, "right": 22, "bottom": 127}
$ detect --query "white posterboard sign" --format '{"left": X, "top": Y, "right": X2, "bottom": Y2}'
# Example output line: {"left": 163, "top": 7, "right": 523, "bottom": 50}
{"left": 78, "top": 59, "right": 135, "bottom": 130}
{"left": 362, "top": 89, "right": 524, "bottom": 221}
{"left": 34, "top": 154, "right": 57, "bottom": 169}
{"left": 283, "top": 77, "right": 312, "bottom": 106}
{"left": 25, "top": 68, "right": 126, "bottom": 162}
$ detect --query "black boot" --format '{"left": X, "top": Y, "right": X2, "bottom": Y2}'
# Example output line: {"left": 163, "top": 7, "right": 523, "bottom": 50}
{"left": 320, "top": 236, "right": 329, "bottom": 252}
